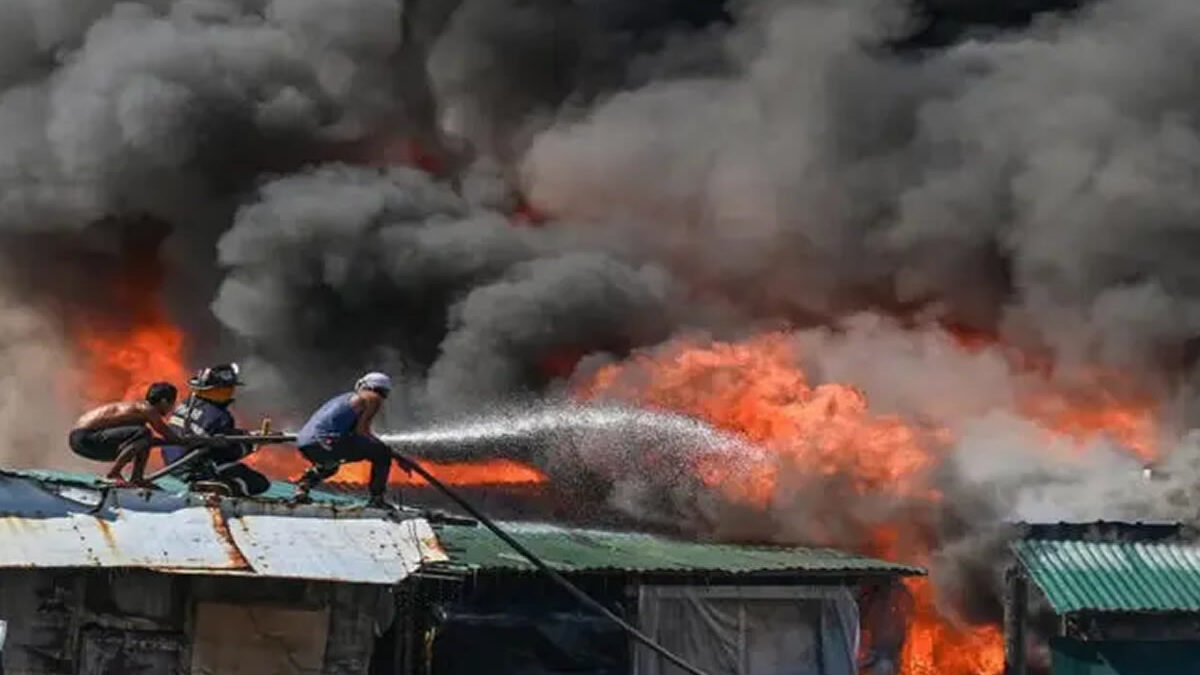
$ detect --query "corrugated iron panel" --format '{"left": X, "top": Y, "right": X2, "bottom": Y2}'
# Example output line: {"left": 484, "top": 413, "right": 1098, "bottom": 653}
{"left": 0, "top": 471, "right": 443, "bottom": 583}
{"left": 1012, "top": 539, "right": 1200, "bottom": 613}
{"left": 227, "top": 515, "right": 448, "bottom": 584}
{"left": 432, "top": 521, "right": 923, "bottom": 576}
{"left": 0, "top": 508, "right": 245, "bottom": 570}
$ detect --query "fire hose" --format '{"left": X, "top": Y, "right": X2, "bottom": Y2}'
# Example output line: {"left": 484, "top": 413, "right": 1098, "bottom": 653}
{"left": 145, "top": 434, "right": 295, "bottom": 482}
{"left": 144, "top": 432, "right": 712, "bottom": 675}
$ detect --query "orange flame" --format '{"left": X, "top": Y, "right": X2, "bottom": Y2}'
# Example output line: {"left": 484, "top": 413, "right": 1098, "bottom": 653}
{"left": 247, "top": 448, "right": 547, "bottom": 487}
{"left": 75, "top": 308, "right": 189, "bottom": 406}
{"left": 901, "top": 578, "right": 1005, "bottom": 675}
{"left": 578, "top": 331, "right": 1159, "bottom": 675}
{"left": 332, "top": 457, "right": 548, "bottom": 487}
{"left": 579, "top": 334, "right": 943, "bottom": 510}
{"left": 949, "top": 325, "right": 1160, "bottom": 460}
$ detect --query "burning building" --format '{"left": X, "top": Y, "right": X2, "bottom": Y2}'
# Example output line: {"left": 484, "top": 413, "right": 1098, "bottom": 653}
{"left": 0, "top": 468, "right": 919, "bottom": 675}
{"left": 5, "top": 1, "right": 1200, "bottom": 674}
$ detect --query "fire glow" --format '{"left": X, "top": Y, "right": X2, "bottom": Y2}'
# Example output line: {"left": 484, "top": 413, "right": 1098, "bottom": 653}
{"left": 578, "top": 331, "right": 1158, "bottom": 675}
{"left": 247, "top": 449, "right": 548, "bottom": 488}
{"left": 75, "top": 305, "right": 189, "bottom": 407}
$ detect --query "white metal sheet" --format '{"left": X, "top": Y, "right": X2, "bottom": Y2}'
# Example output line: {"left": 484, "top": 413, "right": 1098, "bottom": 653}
{"left": 0, "top": 507, "right": 245, "bottom": 570}
{"left": 227, "top": 515, "right": 448, "bottom": 584}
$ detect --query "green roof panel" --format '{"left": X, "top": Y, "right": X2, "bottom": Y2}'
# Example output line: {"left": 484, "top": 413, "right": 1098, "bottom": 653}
{"left": 432, "top": 521, "right": 924, "bottom": 576}
{"left": 1012, "top": 539, "right": 1200, "bottom": 613}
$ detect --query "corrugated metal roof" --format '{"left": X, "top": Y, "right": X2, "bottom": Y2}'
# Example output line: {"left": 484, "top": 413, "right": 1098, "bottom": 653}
{"left": 1012, "top": 539, "right": 1200, "bottom": 613}
{"left": 0, "top": 471, "right": 447, "bottom": 583}
{"left": 0, "top": 507, "right": 245, "bottom": 570}
{"left": 431, "top": 521, "right": 924, "bottom": 576}
{"left": 0, "top": 469, "right": 921, "bottom": 581}
{"left": 227, "top": 515, "right": 440, "bottom": 584}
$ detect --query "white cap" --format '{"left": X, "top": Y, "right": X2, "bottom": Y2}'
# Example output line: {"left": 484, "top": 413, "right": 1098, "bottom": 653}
{"left": 355, "top": 372, "right": 393, "bottom": 394}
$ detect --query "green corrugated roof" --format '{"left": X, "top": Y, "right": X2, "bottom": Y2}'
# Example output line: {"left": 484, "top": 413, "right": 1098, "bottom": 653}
{"left": 1012, "top": 539, "right": 1200, "bottom": 613}
{"left": 432, "top": 521, "right": 924, "bottom": 576}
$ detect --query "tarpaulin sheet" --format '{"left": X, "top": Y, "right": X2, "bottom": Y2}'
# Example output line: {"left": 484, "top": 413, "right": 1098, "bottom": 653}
{"left": 634, "top": 586, "right": 860, "bottom": 675}
{"left": 431, "top": 607, "right": 626, "bottom": 675}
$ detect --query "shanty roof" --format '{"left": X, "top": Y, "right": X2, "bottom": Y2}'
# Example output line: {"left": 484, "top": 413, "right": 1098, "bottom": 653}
{"left": 429, "top": 520, "right": 924, "bottom": 577}
{"left": 0, "top": 468, "right": 922, "bottom": 582}
{"left": 0, "top": 469, "right": 445, "bottom": 584}
{"left": 1012, "top": 524, "right": 1200, "bottom": 614}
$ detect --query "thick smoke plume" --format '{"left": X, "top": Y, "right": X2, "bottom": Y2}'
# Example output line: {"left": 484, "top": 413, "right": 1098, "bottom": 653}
{"left": 526, "top": 0, "right": 1200, "bottom": 378}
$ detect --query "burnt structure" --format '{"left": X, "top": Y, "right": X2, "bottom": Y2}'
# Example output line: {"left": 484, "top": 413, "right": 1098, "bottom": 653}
{"left": 0, "top": 469, "right": 921, "bottom": 675}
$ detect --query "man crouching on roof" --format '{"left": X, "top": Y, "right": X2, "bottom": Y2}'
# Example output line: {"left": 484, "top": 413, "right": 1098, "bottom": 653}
{"left": 292, "top": 372, "right": 415, "bottom": 509}
{"left": 68, "top": 382, "right": 183, "bottom": 486}
{"left": 161, "top": 363, "right": 271, "bottom": 497}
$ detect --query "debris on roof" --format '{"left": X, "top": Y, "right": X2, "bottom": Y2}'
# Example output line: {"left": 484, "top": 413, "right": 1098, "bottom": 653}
{"left": 1012, "top": 537, "right": 1200, "bottom": 613}
{"left": 430, "top": 520, "right": 925, "bottom": 577}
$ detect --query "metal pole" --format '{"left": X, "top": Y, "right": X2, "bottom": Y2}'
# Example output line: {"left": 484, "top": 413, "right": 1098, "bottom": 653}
{"left": 1004, "top": 566, "right": 1027, "bottom": 675}
{"left": 143, "top": 435, "right": 297, "bottom": 482}
{"left": 389, "top": 447, "right": 712, "bottom": 675}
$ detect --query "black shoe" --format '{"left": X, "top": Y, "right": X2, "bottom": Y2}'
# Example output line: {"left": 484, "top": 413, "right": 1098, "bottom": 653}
{"left": 365, "top": 495, "right": 397, "bottom": 511}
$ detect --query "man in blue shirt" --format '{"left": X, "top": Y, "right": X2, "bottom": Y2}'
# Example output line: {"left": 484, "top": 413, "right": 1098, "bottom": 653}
{"left": 161, "top": 363, "right": 270, "bottom": 497}
{"left": 293, "top": 372, "right": 413, "bottom": 508}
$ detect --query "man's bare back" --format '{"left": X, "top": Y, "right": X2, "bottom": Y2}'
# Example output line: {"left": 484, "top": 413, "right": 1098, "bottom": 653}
{"left": 74, "top": 399, "right": 178, "bottom": 442}
{"left": 75, "top": 401, "right": 155, "bottom": 431}
{"left": 69, "top": 383, "right": 181, "bottom": 485}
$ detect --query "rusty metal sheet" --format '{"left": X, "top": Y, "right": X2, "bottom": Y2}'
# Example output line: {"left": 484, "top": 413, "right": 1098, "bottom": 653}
{"left": 0, "top": 471, "right": 449, "bottom": 582}
{"left": 0, "top": 507, "right": 246, "bottom": 571}
{"left": 226, "top": 515, "right": 448, "bottom": 584}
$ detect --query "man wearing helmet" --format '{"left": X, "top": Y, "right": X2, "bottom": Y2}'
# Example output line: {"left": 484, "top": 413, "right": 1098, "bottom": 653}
{"left": 293, "top": 372, "right": 413, "bottom": 509}
{"left": 161, "top": 363, "right": 271, "bottom": 497}
{"left": 68, "top": 382, "right": 184, "bottom": 486}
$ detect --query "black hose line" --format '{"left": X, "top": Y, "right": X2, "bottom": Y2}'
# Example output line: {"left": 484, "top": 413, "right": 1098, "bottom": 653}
{"left": 390, "top": 448, "right": 712, "bottom": 675}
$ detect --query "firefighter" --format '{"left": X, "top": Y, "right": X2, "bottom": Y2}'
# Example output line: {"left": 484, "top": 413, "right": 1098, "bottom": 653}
{"left": 68, "top": 382, "right": 183, "bottom": 486}
{"left": 292, "top": 372, "right": 414, "bottom": 509}
{"left": 161, "top": 363, "right": 270, "bottom": 497}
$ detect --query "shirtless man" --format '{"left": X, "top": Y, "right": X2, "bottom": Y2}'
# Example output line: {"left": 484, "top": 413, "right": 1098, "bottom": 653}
{"left": 68, "top": 382, "right": 182, "bottom": 486}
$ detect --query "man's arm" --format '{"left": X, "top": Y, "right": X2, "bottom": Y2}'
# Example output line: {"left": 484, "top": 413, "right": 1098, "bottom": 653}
{"left": 353, "top": 395, "right": 382, "bottom": 438}
{"left": 139, "top": 405, "right": 185, "bottom": 444}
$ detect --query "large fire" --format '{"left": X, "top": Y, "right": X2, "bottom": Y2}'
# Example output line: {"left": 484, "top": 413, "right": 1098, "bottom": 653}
{"left": 578, "top": 331, "right": 1158, "bottom": 675}
{"left": 68, "top": 273, "right": 1155, "bottom": 675}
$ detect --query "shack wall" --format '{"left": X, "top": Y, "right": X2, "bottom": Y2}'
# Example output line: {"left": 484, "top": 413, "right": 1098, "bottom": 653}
{"left": 0, "top": 569, "right": 389, "bottom": 675}
{"left": 402, "top": 573, "right": 892, "bottom": 675}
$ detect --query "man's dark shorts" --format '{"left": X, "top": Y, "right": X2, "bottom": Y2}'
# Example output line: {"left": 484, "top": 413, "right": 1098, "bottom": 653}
{"left": 68, "top": 426, "right": 149, "bottom": 462}
{"left": 299, "top": 434, "right": 390, "bottom": 467}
